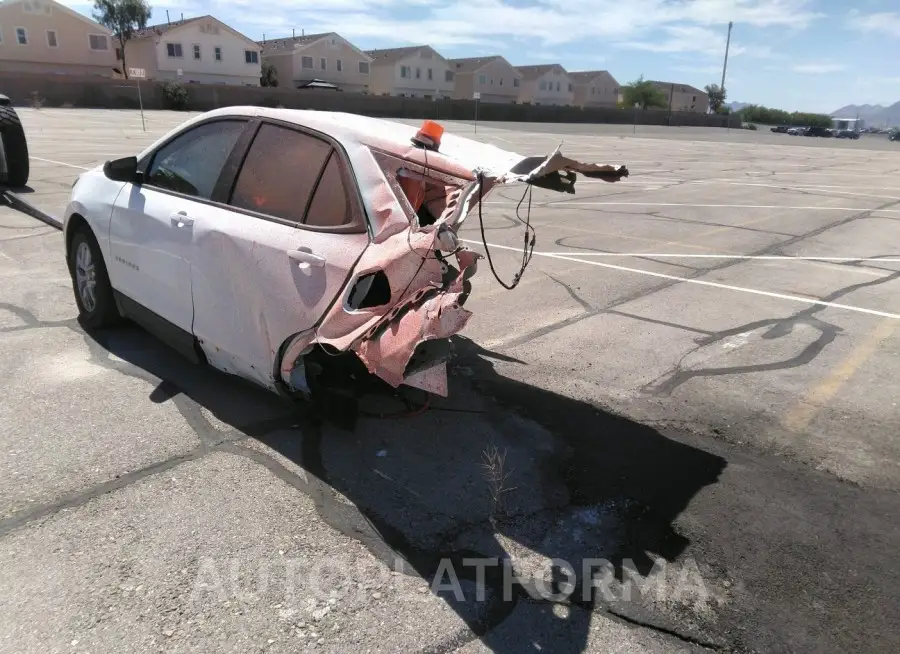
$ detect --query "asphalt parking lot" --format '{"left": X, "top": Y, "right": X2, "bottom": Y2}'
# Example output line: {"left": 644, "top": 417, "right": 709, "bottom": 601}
{"left": 2, "top": 109, "right": 899, "bottom": 653}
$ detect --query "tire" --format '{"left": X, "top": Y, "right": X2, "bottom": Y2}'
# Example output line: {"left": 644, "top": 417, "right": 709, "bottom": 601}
{"left": 0, "top": 104, "right": 29, "bottom": 188}
{"left": 68, "top": 227, "right": 120, "bottom": 329}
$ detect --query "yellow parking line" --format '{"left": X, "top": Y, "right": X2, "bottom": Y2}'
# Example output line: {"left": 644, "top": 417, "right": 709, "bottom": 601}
{"left": 782, "top": 318, "right": 898, "bottom": 432}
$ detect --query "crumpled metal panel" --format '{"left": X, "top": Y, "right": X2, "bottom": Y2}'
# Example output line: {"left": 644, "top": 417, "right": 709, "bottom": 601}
{"left": 273, "top": 113, "right": 628, "bottom": 395}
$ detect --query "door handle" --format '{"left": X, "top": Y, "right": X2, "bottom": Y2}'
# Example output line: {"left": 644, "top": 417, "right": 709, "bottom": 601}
{"left": 170, "top": 211, "right": 194, "bottom": 229}
{"left": 288, "top": 249, "right": 326, "bottom": 268}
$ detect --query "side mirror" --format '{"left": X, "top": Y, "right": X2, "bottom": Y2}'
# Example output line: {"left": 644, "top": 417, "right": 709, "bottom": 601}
{"left": 103, "top": 156, "right": 141, "bottom": 184}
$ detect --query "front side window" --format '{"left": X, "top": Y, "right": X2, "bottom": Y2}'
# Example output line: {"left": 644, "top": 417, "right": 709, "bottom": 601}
{"left": 359, "top": 61, "right": 369, "bottom": 74}
{"left": 166, "top": 42, "right": 183, "bottom": 58}
{"left": 302, "top": 56, "right": 314, "bottom": 69}
{"left": 193, "top": 44, "right": 201, "bottom": 60}
{"left": 320, "top": 57, "right": 326, "bottom": 70}
{"left": 245, "top": 50, "right": 258, "bottom": 64}
{"left": 214, "top": 46, "right": 222, "bottom": 61}
{"left": 16, "top": 27, "right": 28, "bottom": 45}
{"left": 47, "top": 30, "right": 57, "bottom": 47}
{"left": 336, "top": 59, "right": 343, "bottom": 72}
{"left": 145, "top": 120, "right": 246, "bottom": 199}
{"left": 229, "top": 124, "right": 333, "bottom": 224}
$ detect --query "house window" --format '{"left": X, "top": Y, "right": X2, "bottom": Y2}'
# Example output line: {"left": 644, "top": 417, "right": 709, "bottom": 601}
{"left": 301, "top": 56, "right": 314, "bottom": 69}
{"left": 166, "top": 42, "right": 183, "bottom": 58}
{"left": 539, "top": 81, "right": 545, "bottom": 91}
{"left": 568, "top": 83, "right": 572, "bottom": 92}
{"left": 427, "top": 68, "right": 432, "bottom": 80}
{"left": 89, "top": 34, "right": 108, "bottom": 50}
{"left": 359, "top": 61, "right": 369, "bottom": 74}
{"left": 415, "top": 67, "right": 421, "bottom": 79}
{"left": 46, "top": 30, "right": 57, "bottom": 47}
{"left": 193, "top": 44, "right": 201, "bottom": 60}
{"left": 556, "top": 82, "right": 560, "bottom": 91}
{"left": 320, "top": 57, "right": 326, "bottom": 70}
{"left": 215, "top": 46, "right": 222, "bottom": 61}
{"left": 400, "top": 65, "right": 409, "bottom": 78}
{"left": 245, "top": 50, "right": 258, "bottom": 64}
{"left": 513, "top": 78, "right": 520, "bottom": 87}
{"left": 490, "top": 78, "right": 494, "bottom": 85}
{"left": 692, "top": 95, "right": 697, "bottom": 102}
{"left": 499, "top": 77, "right": 503, "bottom": 86}
{"left": 115, "top": 47, "right": 122, "bottom": 61}
{"left": 445, "top": 70, "right": 454, "bottom": 82}
{"left": 479, "top": 74, "right": 486, "bottom": 84}
{"left": 16, "top": 27, "right": 28, "bottom": 45}
{"left": 336, "top": 59, "right": 342, "bottom": 72}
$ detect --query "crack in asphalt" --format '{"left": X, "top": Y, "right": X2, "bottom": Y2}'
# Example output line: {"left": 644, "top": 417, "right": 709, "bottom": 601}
{"left": 495, "top": 197, "right": 900, "bottom": 352}
{"left": 642, "top": 270, "right": 900, "bottom": 396}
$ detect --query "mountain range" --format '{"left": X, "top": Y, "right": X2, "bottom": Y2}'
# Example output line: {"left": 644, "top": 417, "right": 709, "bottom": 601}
{"left": 829, "top": 102, "right": 900, "bottom": 127}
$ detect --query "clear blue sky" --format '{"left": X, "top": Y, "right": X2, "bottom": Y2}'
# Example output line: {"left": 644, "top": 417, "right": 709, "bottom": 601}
{"left": 64, "top": 0, "right": 900, "bottom": 113}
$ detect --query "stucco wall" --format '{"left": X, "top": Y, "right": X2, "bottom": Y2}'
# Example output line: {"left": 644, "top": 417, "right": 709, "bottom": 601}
{"left": 0, "top": 71, "right": 741, "bottom": 129}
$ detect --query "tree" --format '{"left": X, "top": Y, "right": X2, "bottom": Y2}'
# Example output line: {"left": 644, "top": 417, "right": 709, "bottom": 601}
{"left": 261, "top": 61, "right": 278, "bottom": 88}
{"left": 621, "top": 75, "right": 668, "bottom": 110}
{"left": 93, "top": 0, "right": 152, "bottom": 80}
{"left": 704, "top": 83, "right": 726, "bottom": 113}
{"left": 735, "top": 104, "right": 832, "bottom": 128}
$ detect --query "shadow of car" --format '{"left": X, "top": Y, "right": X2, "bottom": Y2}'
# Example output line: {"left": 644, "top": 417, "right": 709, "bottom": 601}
{"left": 75, "top": 320, "right": 727, "bottom": 651}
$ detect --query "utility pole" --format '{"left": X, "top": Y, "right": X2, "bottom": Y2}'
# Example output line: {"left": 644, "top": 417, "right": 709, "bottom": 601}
{"left": 721, "top": 21, "right": 733, "bottom": 129}
{"left": 720, "top": 21, "right": 733, "bottom": 95}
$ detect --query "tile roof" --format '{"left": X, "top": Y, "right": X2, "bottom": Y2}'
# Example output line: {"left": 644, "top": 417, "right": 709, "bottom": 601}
{"left": 568, "top": 70, "right": 617, "bottom": 85}
{"left": 258, "top": 32, "right": 333, "bottom": 55}
{"left": 132, "top": 15, "right": 208, "bottom": 39}
{"left": 649, "top": 80, "right": 706, "bottom": 95}
{"left": 514, "top": 64, "right": 566, "bottom": 81}
{"left": 449, "top": 56, "right": 503, "bottom": 74}
{"left": 365, "top": 45, "right": 429, "bottom": 65}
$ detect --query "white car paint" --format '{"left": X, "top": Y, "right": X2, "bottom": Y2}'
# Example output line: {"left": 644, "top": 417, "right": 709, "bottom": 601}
{"left": 64, "top": 106, "right": 627, "bottom": 396}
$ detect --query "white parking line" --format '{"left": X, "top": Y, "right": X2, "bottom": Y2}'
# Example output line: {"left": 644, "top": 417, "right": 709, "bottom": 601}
{"left": 484, "top": 200, "right": 900, "bottom": 213}
{"left": 30, "top": 157, "right": 91, "bottom": 170}
{"left": 533, "top": 253, "right": 900, "bottom": 262}
{"left": 460, "top": 239, "right": 900, "bottom": 320}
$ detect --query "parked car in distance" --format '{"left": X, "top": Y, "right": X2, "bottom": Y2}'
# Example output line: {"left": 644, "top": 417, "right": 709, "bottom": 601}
{"left": 803, "top": 126, "right": 833, "bottom": 137}
{"left": 771, "top": 125, "right": 789, "bottom": 133}
{"left": 787, "top": 127, "right": 804, "bottom": 135}
{"left": 889, "top": 128, "right": 900, "bottom": 142}
{"left": 834, "top": 129, "right": 860, "bottom": 139}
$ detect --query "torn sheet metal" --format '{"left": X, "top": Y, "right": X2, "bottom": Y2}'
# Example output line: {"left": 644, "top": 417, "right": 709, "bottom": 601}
{"left": 268, "top": 111, "right": 627, "bottom": 397}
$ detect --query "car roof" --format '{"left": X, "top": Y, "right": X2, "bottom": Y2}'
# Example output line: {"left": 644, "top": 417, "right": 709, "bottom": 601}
{"left": 167, "top": 106, "right": 526, "bottom": 181}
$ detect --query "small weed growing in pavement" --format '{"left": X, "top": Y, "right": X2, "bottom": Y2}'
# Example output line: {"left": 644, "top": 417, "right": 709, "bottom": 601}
{"left": 481, "top": 444, "right": 517, "bottom": 525}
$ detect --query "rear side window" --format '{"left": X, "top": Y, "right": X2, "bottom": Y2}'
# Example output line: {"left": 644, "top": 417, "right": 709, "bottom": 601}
{"left": 305, "top": 152, "right": 351, "bottom": 227}
{"left": 230, "top": 124, "right": 332, "bottom": 224}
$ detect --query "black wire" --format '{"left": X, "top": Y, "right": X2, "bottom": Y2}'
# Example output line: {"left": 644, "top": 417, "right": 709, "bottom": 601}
{"left": 477, "top": 171, "right": 536, "bottom": 290}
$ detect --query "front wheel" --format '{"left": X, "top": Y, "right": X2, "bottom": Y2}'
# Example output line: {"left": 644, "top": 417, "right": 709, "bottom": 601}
{"left": 68, "top": 227, "right": 120, "bottom": 328}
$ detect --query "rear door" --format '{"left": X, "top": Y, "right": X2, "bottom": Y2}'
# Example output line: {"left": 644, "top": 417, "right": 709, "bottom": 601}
{"left": 189, "top": 121, "right": 370, "bottom": 387}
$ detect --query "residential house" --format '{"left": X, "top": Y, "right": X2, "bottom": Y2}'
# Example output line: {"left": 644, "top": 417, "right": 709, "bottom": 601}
{"left": 125, "top": 15, "right": 261, "bottom": 85}
{"left": 259, "top": 31, "right": 372, "bottom": 92}
{"left": 649, "top": 80, "right": 708, "bottom": 113}
{"left": 0, "top": 0, "right": 116, "bottom": 76}
{"left": 514, "top": 64, "right": 573, "bottom": 105}
{"left": 448, "top": 56, "right": 522, "bottom": 103}
{"left": 570, "top": 70, "right": 620, "bottom": 108}
{"left": 365, "top": 45, "right": 454, "bottom": 99}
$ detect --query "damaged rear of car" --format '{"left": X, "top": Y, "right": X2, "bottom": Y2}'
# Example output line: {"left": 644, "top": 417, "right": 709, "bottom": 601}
{"left": 274, "top": 113, "right": 629, "bottom": 403}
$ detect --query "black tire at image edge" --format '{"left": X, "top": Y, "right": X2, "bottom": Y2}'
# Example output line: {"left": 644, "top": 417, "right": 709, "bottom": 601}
{"left": 0, "top": 104, "right": 29, "bottom": 188}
